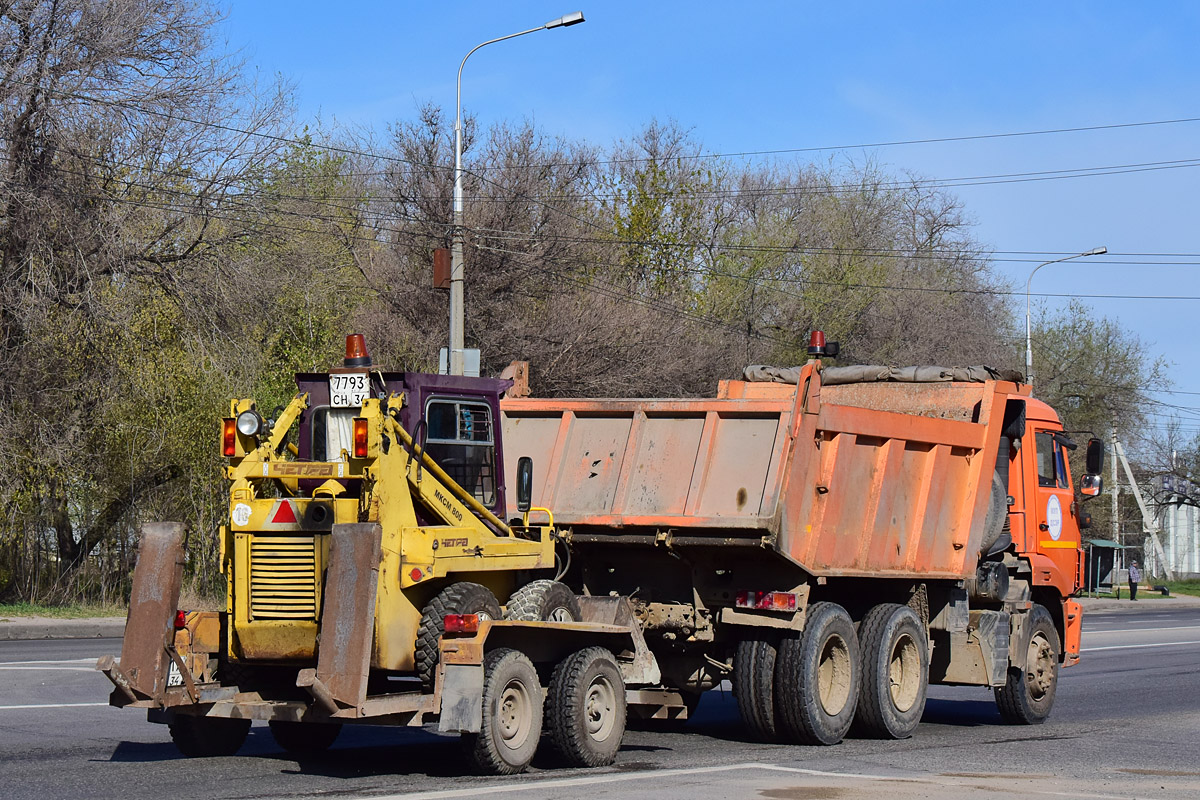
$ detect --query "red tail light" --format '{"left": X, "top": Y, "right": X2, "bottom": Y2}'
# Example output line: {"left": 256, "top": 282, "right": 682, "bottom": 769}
{"left": 353, "top": 418, "right": 368, "bottom": 458}
{"left": 222, "top": 418, "right": 237, "bottom": 457}
{"left": 174, "top": 610, "right": 187, "bottom": 630}
{"left": 444, "top": 614, "right": 480, "bottom": 634}
{"left": 735, "top": 590, "right": 798, "bottom": 612}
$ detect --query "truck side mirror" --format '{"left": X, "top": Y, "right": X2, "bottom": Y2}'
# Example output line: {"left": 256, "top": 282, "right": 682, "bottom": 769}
{"left": 1080, "top": 438, "right": 1105, "bottom": 498}
{"left": 517, "top": 456, "right": 533, "bottom": 513}
{"left": 1085, "top": 438, "right": 1104, "bottom": 475}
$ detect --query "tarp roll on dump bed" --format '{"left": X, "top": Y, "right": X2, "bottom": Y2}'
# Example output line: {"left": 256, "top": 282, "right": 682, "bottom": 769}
{"left": 501, "top": 362, "right": 1026, "bottom": 582}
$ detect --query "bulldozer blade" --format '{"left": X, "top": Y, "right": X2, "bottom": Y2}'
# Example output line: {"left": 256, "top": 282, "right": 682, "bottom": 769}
{"left": 114, "top": 522, "right": 186, "bottom": 704}
{"left": 311, "top": 523, "right": 382, "bottom": 713}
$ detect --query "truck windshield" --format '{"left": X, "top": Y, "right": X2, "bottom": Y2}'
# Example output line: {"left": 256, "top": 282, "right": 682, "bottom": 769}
{"left": 425, "top": 398, "right": 496, "bottom": 505}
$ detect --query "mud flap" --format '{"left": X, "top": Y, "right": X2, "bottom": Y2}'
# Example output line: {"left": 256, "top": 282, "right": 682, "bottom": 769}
{"left": 1062, "top": 599, "right": 1082, "bottom": 667}
{"left": 437, "top": 664, "right": 484, "bottom": 733}
{"left": 300, "top": 522, "right": 382, "bottom": 714}
{"left": 103, "top": 522, "right": 186, "bottom": 706}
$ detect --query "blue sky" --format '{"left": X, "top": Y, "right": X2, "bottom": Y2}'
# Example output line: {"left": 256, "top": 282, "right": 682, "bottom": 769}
{"left": 221, "top": 2, "right": 1200, "bottom": 435}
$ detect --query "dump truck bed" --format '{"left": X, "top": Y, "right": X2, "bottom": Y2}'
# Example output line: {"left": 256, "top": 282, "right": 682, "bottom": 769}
{"left": 501, "top": 363, "right": 1023, "bottom": 580}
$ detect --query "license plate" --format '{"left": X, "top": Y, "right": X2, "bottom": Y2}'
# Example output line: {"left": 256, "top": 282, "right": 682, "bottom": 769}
{"left": 329, "top": 373, "right": 369, "bottom": 407}
{"left": 167, "top": 661, "right": 184, "bottom": 688}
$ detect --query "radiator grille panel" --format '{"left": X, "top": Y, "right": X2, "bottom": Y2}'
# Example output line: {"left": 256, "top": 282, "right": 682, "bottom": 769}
{"left": 250, "top": 535, "right": 318, "bottom": 620}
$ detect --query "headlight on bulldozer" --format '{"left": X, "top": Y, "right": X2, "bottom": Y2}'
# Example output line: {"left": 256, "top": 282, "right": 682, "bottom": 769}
{"left": 236, "top": 410, "right": 266, "bottom": 437}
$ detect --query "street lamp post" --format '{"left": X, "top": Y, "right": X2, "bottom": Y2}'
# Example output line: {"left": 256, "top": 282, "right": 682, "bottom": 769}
{"left": 448, "top": 11, "right": 585, "bottom": 376}
{"left": 1024, "top": 246, "right": 1107, "bottom": 391}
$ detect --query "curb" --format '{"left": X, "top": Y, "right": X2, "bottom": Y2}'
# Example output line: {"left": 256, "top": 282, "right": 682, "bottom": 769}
{"left": 1077, "top": 596, "right": 1200, "bottom": 613}
{"left": 0, "top": 617, "right": 126, "bottom": 641}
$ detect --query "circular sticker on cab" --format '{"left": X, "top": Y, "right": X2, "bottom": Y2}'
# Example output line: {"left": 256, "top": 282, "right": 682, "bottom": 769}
{"left": 1046, "top": 495, "right": 1063, "bottom": 541}
{"left": 232, "top": 503, "right": 253, "bottom": 527}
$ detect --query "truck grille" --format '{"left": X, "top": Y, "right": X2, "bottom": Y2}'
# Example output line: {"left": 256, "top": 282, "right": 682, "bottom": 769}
{"left": 249, "top": 535, "right": 318, "bottom": 620}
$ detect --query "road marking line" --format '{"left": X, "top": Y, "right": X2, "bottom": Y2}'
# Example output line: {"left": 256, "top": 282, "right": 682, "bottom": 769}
{"left": 1085, "top": 639, "right": 1200, "bottom": 651}
{"left": 0, "top": 666, "right": 98, "bottom": 672}
{"left": 1087, "top": 624, "right": 1200, "bottom": 634}
{"left": 351, "top": 763, "right": 902, "bottom": 800}
{"left": 0, "top": 702, "right": 109, "bottom": 710}
{"left": 0, "top": 657, "right": 98, "bottom": 665}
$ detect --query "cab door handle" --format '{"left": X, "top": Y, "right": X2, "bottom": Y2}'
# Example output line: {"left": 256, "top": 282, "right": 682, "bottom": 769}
{"left": 1039, "top": 523, "right": 1049, "bottom": 531}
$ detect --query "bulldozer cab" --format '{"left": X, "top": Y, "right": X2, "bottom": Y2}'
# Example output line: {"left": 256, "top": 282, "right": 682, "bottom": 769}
{"left": 292, "top": 370, "right": 511, "bottom": 518}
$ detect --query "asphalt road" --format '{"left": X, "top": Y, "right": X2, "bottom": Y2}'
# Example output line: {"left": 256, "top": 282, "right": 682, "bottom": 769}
{"left": 3, "top": 608, "right": 1198, "bottom": 800}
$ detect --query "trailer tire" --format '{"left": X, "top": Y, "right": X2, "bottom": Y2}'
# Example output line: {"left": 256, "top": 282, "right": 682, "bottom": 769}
{"left": 416, "top": 582, "right": 502, "bottom": 688}
{"left": 268, "top": 720, "right": 342, "bottom": 756}
{"left": 168, "top": 714, "right": 251, "bottom": 757}
{"left": 505, "top": 579, "right": 581, "bottom": 622}
{"left": 734, "top": 639, "right": 779, "bottom": 741}
{"left": 852, "top": 603, "right": 928, "bottom": 739}
{"left": 776, "top": 601, "right": 860, "bottom": 745}
{"left": 546, "top": 647, "right": 626, "bottom": 767}
{"left": 995, "top": 603, "right": 1059, "bottom": 724}
{"left": 463, "top": 648, "right": 543, "bottom": 775}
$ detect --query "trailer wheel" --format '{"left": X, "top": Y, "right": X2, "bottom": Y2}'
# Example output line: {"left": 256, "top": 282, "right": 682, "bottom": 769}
{"left": 776, "top": 601, "right": 860, "bottom": 745}
{"left": 734, "top": 639, "right": 779, "bottom": 741}
{"left": 546, "top": 647, "right": 626, "bottom": 767}
{"left": 995, "top": 603, "right": 1059, "bottom": 724}
{"left": 462, "top": 648, "right": 544, "bottom": 775}
{"left": 505, "top": 579, "right": 581, "bottom": 622}
{"left": 852, "top": 603, "right": 928, "bottom": 739}
{"left": 416, "top": 582, "right": 502, "bottom": 688}
{"left": 268, "top": 720, "right": 342, "bottom": 756}
{"left": 168, "top": 714, "right": 251, "bottom": 757}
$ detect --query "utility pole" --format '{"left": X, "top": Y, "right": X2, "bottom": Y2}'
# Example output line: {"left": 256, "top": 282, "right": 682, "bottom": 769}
{"left": 1114, "top": 439, "right": 1174, "bottom": 581}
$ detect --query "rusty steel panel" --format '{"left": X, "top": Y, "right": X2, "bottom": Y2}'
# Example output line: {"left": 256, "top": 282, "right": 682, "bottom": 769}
{"left": 119, "top": 522, "right": 186, "bottom": 701}
{"left": 502, "top": 369, "right": 1010, "bottom": 580}
{"left": 316, "top": 523, "right": 382, "bottom": 710}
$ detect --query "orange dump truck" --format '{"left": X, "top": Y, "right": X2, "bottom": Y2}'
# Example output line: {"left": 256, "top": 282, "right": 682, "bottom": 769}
{"left": 501, "top": 341, "right": 1104, "bottom": 743}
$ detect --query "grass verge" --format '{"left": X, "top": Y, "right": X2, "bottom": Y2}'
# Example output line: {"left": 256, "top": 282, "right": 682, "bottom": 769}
{"left": 0, "top": 601, "right": 127, "bottom": 619}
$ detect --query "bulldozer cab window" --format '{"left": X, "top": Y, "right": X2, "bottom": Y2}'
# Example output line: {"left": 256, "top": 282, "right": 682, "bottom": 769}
{"left": 1035, "top": 431, "right": 1069, "bottom": 489}
{"left": 311, "top": 406, "right": 356, "bottom": 460}
{"left": 424, "top": 398, "right": 496, "bottom": 506}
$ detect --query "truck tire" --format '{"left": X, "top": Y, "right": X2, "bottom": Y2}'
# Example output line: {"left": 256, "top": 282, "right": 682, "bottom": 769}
{"left": 776, "top": 602, "right": 860, "bottom": 745}
{"left": 168, "top": 714, "right": 251, "bottom": 757}
{"left": 980, "top": 471, "right": 1008, "bottom": 554}
{"left": 546, "top": 647, "right": 626, "bottom": 767}
{"left": 852, "top": 603, "right": 928, "bottom": 739}
{"left": 462, "top": 648, "right": 544, "bottom": 775}
{"left": 268, "top": 720, "right": 342, "bottom": 756}
{"left": 416, "top": 582, "right": 502, "bottom": 688}
{"left": 505, "top": 579, "right": 581, "bottom": 622}
{"left": 995, "top": 603, "right": 1059, "bottom": 724}
{"left": 734, "top": 639, "right": 779, "bottom": 741}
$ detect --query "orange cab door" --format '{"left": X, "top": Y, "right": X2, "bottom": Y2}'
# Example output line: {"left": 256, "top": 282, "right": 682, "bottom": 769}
{"left": 1030, "top": 428, "right": 1081, "bottom": 594}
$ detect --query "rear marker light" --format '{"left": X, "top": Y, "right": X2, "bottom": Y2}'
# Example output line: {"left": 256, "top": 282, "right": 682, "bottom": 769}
{"left": 174, "top": 610, "right": 187, "bottom": 630}
{"left": 222, "top": 418, "right": 237, "bottom": 457}
{"left": 444, "top": 614, "right": 480, "bottom": 634}
{"left": 409, "top": 567, "right": 423, "bottom": 582}
{"left": 735, "top": 590, "right": 798, "bottom": 612}
{"left": 353, "top": 418, "right": 368, "bottom": 458}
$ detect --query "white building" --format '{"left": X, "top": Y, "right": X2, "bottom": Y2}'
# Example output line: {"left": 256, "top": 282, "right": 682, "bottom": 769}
{"left": 1147, "top": 475, "right": 1200, "bottom": 579}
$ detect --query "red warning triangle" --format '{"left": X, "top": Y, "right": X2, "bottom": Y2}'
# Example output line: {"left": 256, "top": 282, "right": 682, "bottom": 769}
{"left": 270, "top": 501, "right": 297, "bottom": 524}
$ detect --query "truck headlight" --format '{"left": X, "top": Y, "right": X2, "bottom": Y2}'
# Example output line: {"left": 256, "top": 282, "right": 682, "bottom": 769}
{"left": 236, "top": 410, "right": 265, "bottom": 437}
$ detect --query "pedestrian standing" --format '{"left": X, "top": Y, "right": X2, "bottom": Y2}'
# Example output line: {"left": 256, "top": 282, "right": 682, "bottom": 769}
{"left": 1129, "top": 560, "right": 1141, "bottom": 601}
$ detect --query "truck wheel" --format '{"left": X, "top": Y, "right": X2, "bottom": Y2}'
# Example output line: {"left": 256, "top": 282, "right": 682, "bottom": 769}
{"left": 852, "top": 603, "right": 928, "bottom": 739}
{"left": 168, "top": 714, "right": 251, "bottom": 757}
{"left": 268, "top": 720, "right": 342, "bottom": 756}
{"left": 995, "top": 603, "right": 1059, "bottom": 724}
{"left": 734, "top": 639, "right": 779, "bottom": 741}
{"left": 505, "top": 579, "right": 581, "bottom": 622}
{"left": 416, "top": 582, "right": 502, "bottom": 688}
{"left": 462, "top": 648, "right": 544, "bottom": 775}
{"left": 776, "top": 601, "right": 860, "bottom": 745}
{"left": 546, "top": 647, "right": 626, "bottom": 767}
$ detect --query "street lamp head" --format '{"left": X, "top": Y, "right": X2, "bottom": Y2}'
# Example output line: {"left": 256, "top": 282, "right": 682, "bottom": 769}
{"left": 1087, "top": 246, "right": 1108, "bottom": 256}
{"left": 545, "top": 11, "right": 585, "bottom": 29}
